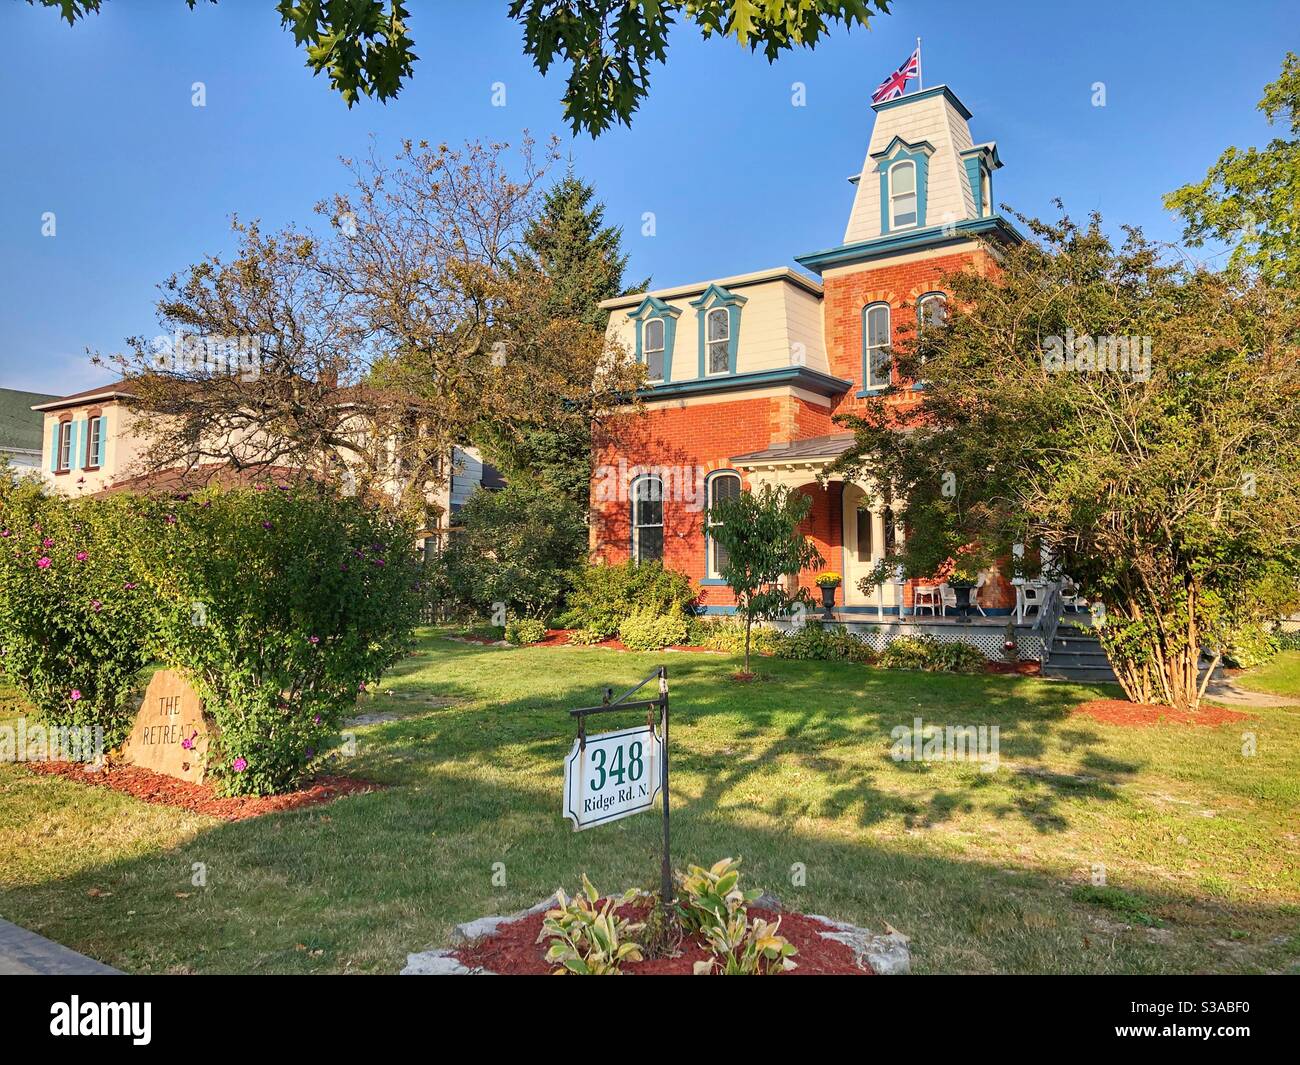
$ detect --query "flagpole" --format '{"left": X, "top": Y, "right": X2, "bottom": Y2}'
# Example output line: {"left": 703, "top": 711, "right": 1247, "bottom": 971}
{"left": 916, "top": 37, "right": 923, "bottom": 92}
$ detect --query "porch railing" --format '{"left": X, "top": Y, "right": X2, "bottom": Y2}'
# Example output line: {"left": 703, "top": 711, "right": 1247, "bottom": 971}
{"left": 1033, "top": 582, "right": 1065, "bottom": 662}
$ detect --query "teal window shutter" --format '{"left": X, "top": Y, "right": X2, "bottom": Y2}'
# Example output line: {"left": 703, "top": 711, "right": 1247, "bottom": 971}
{"left": 49, "top": 423, "right": 59, "bottom": 472}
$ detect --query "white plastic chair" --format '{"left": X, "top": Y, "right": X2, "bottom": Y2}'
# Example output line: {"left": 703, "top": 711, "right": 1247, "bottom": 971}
{"left": 1018, "top": 582, "right": 1045, "bottom": 622}
{"left": 1059, "top": 576, "right": 1086, "bottom": 612}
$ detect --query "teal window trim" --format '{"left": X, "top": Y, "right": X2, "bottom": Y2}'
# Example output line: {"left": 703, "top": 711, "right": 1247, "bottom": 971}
{"left": 963, "top": 156, "right": 984, "bottom": 216}
{"left": 873, "top": 137, "right": 933, "bottom": 235}
{"left": 689, "top": 284, "right": 747, "bottom": 378}
{"left": 862, "top": 302, "right": 892, "bottom": 391}
{"left": 628, "top": 296, "right": 682, "bottom": 383}
{"left": 48, "top": 421, "right": 60, "bottom": 473}
{"left": 629, "top": 472, "right": 664, "bottom": 563}
{"left": 703, "top": 469, "right": 741, "bottom": 579}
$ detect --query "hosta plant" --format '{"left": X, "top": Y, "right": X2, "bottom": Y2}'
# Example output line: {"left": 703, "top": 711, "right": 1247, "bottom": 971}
{"left": 539, "top": 875, "right": 645, "bottom": 975}
{"left": 693, "top": 913, "right": 799, "bottom": 976}
{"left": 676, "top": 857, "right": 759, "bottom": 937}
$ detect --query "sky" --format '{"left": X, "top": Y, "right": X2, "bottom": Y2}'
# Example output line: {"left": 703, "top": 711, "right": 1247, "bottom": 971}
{"left": 0, "top": 0, "right": 1294, "bottom": 394}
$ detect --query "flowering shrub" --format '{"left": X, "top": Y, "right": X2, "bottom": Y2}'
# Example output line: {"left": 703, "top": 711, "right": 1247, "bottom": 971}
{"left": 127, "top": 485, "right": 422, "bottom": 796}
{"left": 0, "top": 476, "right": 149, "bottom": 748}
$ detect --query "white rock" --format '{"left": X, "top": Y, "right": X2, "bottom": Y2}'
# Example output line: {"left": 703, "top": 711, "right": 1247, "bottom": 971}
{"left": 807, "top": 914, "right": 912, "bottom": 975}
{"left": 400, "top": 949, "right": 490, "bottom": 975}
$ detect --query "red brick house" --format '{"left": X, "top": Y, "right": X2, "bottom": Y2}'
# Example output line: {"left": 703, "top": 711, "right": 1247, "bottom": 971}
{"left": 591, "top": 85, "right": 1023, "bottom": 618}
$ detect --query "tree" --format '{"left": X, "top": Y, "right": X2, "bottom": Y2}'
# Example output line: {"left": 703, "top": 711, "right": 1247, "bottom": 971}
{"left": 477, "top": 171, "right": 647, "bottom": 509}
{"left": 30, "top": 1, "right": 892, "bottom": 135}
{"left": 106, "top": 137, "right": 642, "bottom": 527}
{"left": 833, "top": 207, "right": 1300, "bottom": 711}
{"left": 439, "top": 481, "right": 588, "bottom": 620}
{"left": 703, "top": 485, "right": 823, "bottom": 674}
{"left": 1165, "top": 53, "right": 1300, "bottom": 287}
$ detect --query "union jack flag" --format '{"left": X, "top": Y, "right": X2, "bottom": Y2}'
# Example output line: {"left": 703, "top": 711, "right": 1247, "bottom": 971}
{"left": 871, "top": 48, "right": 920, "bottom": 103}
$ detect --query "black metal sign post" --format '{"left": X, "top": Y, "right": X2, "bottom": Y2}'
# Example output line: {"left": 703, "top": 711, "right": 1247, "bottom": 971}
{"left": 568, "top": 666, "right": 672, "bottom": 903}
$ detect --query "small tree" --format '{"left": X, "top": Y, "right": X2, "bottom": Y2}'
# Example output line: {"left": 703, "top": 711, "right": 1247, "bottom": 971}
{"left": 703, "top": 485, "right": 823, "bottom": 674}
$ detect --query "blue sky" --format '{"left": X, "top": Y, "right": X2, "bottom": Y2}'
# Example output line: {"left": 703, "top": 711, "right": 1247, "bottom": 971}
{"left": 0, "top": 0, "right": 1293, "bottom": 393}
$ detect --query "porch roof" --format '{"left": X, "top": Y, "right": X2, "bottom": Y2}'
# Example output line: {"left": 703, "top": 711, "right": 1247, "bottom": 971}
{"left": 730, "top": 432, "right": 856, "bottom": 467}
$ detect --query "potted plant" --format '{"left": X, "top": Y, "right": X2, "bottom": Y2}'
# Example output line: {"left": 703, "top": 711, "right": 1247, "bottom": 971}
{"left": 814, "top": 572, "right": 841, "bottom": 611}
{"left": 944, "top": 561, "right": 980, "bottom": 621}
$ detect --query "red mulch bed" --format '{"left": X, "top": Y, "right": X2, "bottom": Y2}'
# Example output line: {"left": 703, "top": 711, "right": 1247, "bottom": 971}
{"left": 26, "top": 761, "right": 379, "bottom": 821}
{"left": 455, "top": 901, "right": 870, "bottom": 975}
{"left": 1071, "top": 699, "right": 1250, "bottom": 728}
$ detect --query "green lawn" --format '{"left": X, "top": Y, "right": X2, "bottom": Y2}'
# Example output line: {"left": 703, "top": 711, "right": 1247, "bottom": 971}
{"left": 1, "top": 631, "right": 1297, "bottom": 974}
{"left": 1237, "top": 650, "right": 1300, "bottom": 701}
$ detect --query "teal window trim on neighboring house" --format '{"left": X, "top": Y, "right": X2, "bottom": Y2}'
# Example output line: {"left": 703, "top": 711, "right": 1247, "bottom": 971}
{"left": 689, "top": 283, "right": 747, "bottom": 378}
{"left": 628, "top": 296, "right": 682, "bottom": 383}
{"left": 84, "top": 415, "right": 106, "bottom": 469}
{"left": 873, "top": 136, "right": 933, "bottom": 235}
{"left": 703, "top": 469, "right": 741, "bottom": 580}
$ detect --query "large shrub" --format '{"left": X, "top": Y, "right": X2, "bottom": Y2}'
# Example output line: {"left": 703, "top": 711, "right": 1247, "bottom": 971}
{"left": 128, "top": 485, "right": 422, "bottom": 796}
{"left": 559, "top": 561, "right": 696, "bottom": 640}
{"left": 618, "top": 610, "right": 688, "bottom": 651}
{"left": 0, "top": 477, "right": 149, "bottom": 748}
{"left": 439, "top": 483, "right": 586, "bottom": 620}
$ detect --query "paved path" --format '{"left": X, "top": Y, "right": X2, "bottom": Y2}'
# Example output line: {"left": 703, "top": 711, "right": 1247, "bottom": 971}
{"left": 0, "top": 918, "right": 120, "bottom": 975}
{"left": 1203, "top": 678, "right": 1297, "bottom": 709}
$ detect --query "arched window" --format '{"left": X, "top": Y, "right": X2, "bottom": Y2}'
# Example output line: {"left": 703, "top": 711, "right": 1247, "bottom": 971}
{"left": 705, "top": 471, "right": 741, "bottom": 578}
{"left": 632, "top": 475, "right": 664, "bottom": 563}
{"left": 917, "top": 292, "right": 948, "bottom": 332}
{"left": 643, "top": 318, "right": 666, "bottom": 381}
{"left": 888, "top": 160, "right": 918, "bottom": 229}
{"left": 705, "top": 308, "right": 730, "bottom": 375}
{"left": 863, "top": 303, "right": 891, "bottom": 389}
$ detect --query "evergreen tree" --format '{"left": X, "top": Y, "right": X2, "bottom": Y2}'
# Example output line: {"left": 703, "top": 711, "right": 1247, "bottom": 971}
{"left": 477, "top": 171, "right": 647, "bottom": 510}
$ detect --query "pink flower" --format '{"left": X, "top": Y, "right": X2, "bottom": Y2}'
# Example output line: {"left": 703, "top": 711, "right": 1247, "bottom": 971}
{"left": 36, "top": 557, "right": 51, "bottom": 569}
{"left": 1, "top": 529, "right": 10, "bottom": 538}
{"left": 70, "top": 689, "right": 82, "bottom": 701}
{"left": 231, "top": 757, "right": 247, "bottom": 772}
{"left": 75, "top": 551, "right": 88, "bottom": 562}
{"left": 312, "top": 714, "right": 321, "bottom": 725}
{"left": 42, "top": 537, "right": 54, "bottom": 548}
{"left": 91, "top": 600, "right": 103, "bottom": 612}
{"left": 309, "top": 635, "right": 320, "bottom": 645}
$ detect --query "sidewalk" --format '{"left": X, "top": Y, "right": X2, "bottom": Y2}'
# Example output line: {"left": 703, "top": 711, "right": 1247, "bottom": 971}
{"left": 0, "top": 918, "right": 120, "bottom": 975}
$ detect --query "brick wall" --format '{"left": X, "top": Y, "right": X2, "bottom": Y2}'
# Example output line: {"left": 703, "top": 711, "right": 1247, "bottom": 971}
{"left": 592, "top": 394, "right": 838, "bottom": 607}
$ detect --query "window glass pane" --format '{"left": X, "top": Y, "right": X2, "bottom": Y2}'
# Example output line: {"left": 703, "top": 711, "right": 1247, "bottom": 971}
{"left": 638, "top": 527, "right": 663, "bottom": 562}
{"left": 708, "top": 341, "right": 729, "bottom": 374}
{"left": 891, "top": 162, "right": 915, "bottom": 195}
{"left": 644, "top": 319, "right": 664, "bottom": 351}
{"left": 892, "top": 195, "right": 917, "bottom": 227}
{"left": 867, "top": 306, "right": 890, "bottom": 346}
{"left": 646, "top": 349, "right": 664, "bottom": 380}
{"left": 707, "top": 309, "right": 729, "bottom": 342}
{"left": 919, "top": 295, "right": 948, "bottom": 329}
{"left": 883, "top": 506, "right": 896, "bottom": 554}
{"left": 712, "top": 540, "right": 730, "bottom": 575}
{"left": 710, "top": 474, "right": 740, "bottom": 506}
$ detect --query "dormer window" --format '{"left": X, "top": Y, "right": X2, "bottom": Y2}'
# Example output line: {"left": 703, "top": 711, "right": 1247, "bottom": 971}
{"left": 889, "top": 161, "right": 918, "bottom": 229}
{"left": 689, "top": 284, "right": 746, "bottom": 379}
{"left": 644, "top": 318, "right": 666, "bottom": 381}
{"left": 705, "top": 308, "right": 730, "bottom": 375}
{"left": 629, "top": 296, "right": 681, "bottom": 385}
